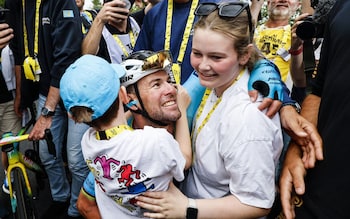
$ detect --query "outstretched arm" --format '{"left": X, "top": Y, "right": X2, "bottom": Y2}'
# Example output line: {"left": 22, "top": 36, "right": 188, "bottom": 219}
{"left": 135, "top": 182, "right": 269, "bottom": 219}
{"left": 280, "top": 94, "right": 322, "bottom": 219}
{"left": 82, "top": 0, "right": 129, "bottom": 55}
{"left": 174, "top": 84, "right": 192, "bottom": 169}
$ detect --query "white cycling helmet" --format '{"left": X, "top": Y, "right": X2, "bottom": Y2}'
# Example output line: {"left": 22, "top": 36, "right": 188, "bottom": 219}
{"left": 120, "top": 50, "right": 175, "bottom": 87}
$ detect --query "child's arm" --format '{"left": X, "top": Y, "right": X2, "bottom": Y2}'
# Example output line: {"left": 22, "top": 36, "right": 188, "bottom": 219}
{"left": 174, "top": 84, "right": 192, "bottom": 169}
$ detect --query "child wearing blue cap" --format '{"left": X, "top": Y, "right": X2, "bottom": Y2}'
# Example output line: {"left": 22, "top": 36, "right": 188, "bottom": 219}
{"left": 60, "top": 54, "right": 186, "bottom": 218}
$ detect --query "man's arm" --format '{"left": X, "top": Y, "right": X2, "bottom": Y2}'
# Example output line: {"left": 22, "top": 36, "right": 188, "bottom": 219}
{"left": 82, "top": 0, "right": 129, "bottom": 55}
{"left": 28, "top": 87, "right": 60, "bottom": 140}
{"left": 77, "top": 189, "right": 101, "bottom": 219}
{"left": 280, "top": 93, "right": 322, "bottom": 219}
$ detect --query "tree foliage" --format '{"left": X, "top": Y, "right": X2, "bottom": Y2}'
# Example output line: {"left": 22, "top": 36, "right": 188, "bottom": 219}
{"left": 92, "top": 0, "right": 102, "bottom": 10}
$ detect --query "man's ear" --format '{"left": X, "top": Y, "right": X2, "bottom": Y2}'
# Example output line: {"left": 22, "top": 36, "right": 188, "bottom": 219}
{"left": 239, "top": 44, "right": 253, "bottom": 66}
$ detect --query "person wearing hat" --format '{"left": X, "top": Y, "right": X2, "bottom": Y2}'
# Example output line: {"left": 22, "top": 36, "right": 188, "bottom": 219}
{"left": 60, "top": 53, "right": 190, "bottom": 218}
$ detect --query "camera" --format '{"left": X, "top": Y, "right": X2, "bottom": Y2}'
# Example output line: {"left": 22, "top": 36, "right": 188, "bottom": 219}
{"left": 296, "top": 15, "right": 325, "bottom": 40}
{"left": 0, "top": 7, "right": 9, "bottom": 24}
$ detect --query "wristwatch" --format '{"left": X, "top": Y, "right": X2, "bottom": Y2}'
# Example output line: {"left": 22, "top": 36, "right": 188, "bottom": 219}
{"left": 41, "top": 107, "right": 55, "bottom": 118}
{"left": 282, "top": 101, "right": 301, "bottom": 113}
{"left": 186, "top": 198, "right": 198, "bottom": 219}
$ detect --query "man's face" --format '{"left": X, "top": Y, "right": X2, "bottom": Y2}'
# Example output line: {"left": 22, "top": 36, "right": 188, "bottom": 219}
{"left": 136, "top": 70, "right": 181, "bottom": 124}
{"left": 268, "top": 0, "right": 299, "bottom": 21}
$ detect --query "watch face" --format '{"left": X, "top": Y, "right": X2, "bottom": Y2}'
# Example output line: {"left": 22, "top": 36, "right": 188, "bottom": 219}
{"left": 186, "top": 207, "right": 198, "bottom": 219}
{"left": 41, "top": 107, "right": 55, "bottom": 117}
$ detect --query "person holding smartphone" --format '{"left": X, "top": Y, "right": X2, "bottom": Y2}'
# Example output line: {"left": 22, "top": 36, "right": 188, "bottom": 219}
{"left": 82, "top": 0, "right": 140, "bottom": 63}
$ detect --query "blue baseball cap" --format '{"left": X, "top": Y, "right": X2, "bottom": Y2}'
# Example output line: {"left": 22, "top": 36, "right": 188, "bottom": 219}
{"left": 60, "top": 55, "right": 125, "bottom": 120}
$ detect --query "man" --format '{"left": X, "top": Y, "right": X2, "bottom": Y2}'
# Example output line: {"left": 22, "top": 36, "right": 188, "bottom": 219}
{"left": 280, "top": 0, "right": 349, "bottom": 218}
{"left": 82, "top": 0, "right": 140, "bottom": 63}
{"left": 76, "top": 0, "right": 97, "bottom": 35}
{"left": 0, "top": 23, "right": 20, "bottom": 218}
{"left": 75, "top": 50, "right": 191, "bottom": 219}
{"left": 252, "top": 0, "right": 301, "bottom": 91}
{"left": 6, "top": 0, "right": 82, "bottom": 218}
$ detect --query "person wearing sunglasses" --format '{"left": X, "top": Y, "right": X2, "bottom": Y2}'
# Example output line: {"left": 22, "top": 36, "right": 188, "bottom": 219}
{"left": 134, "top": 2, "right": 285, "bottom": 218}
{"left": 133, "top": 0, "right": 314, "bottom": 123}
{"left": 60, "top": 53, "right": 192, "bottom": 219}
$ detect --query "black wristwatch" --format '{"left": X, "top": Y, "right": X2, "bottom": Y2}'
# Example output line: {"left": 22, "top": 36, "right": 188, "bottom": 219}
{"left": 41, "top": 107, "right": 55, "bottom": 118}
{"left": 281, "top": 101, "right": 301, "bottom": 113}
{"left": 186, "top": 198, "right": 198, "bottom": 219}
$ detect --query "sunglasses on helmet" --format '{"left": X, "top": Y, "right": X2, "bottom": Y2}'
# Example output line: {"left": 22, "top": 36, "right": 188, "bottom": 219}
{"left": 142, "top": 50, "right": 173, "bottom": 71}
{"left": 194, "top": 1, "right": 253, "bottom": 41}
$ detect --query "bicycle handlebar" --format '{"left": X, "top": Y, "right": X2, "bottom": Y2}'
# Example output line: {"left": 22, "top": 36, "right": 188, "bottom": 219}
{"left": 0, "top": 134, "right": 29, "bottom": 146}
{"left": 0, "top": 129, "right": 57, "bottom": 159}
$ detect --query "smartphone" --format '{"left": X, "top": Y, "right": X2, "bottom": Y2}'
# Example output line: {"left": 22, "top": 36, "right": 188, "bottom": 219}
{"left": 104, "top": 0, "right": 131, "bottom": 9}
{"left": 0, "top": 7, "right": 10, "bottom": 24}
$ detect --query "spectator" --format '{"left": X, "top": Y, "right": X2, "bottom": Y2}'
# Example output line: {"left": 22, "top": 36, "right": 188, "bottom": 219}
{"left": 280, "top": 0, "right": 350, "bottom": 218}
{"left": 60, "top": 53, "right": 190, "bottom": 218}
{"left": 252, "top": 0, "right": 300, "bottom": 91}
{"left": 82, "top": 0, "right": 140, "bottom": 63}
{"left": 1, "top": 44, "right": 21, "bottom": 193}
{"left": 0, "top": 43, "right": 21, "bottom": 218}
{"left": 135, "top": 2, "right": 284, "bottom": 218}
{"left": 5, "top": 0, "right": 82, "bottom": 218}
{"left": 76, "top": 0, "right": 97, "bottom": 35}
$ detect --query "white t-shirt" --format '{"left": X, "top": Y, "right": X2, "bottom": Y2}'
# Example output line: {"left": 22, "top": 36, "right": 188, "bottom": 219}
{"left": 81, "top": 126, "right": 185, "bottom": 218}
{"left": 182, "top": 69, "right": 283, "bottom": 209}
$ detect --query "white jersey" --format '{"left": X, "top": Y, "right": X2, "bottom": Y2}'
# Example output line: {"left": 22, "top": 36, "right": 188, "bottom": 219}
{"left": 182, "top": 69, "right": 283, "bottom": 209}
{"left": 81, "top": 126, "right": 185, "bottom": 218}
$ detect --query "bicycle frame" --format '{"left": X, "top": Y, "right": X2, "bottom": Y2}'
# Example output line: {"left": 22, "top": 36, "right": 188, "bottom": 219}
{"left": 0, "top": 107, "right": 44, "bottom": 216}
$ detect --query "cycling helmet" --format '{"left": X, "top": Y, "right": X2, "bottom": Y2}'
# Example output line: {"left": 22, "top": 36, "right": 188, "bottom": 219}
{"left": 120, "top": 50, "right": 175, "bottom": 87}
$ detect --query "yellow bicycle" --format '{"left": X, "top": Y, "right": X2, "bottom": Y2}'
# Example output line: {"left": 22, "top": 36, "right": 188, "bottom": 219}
{"left": 0, "top": 106, "right": 55, "bottom": 219}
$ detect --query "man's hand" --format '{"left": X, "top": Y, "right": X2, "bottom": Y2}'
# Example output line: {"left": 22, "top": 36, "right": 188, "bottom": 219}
{"left": 97, "top": 0, "right": 129, "bottom": 24}
{"left": 280, "top": 105, "right": 323, "bottom": 168}
{"left": 0, "top": 23, "right": 13, "bottom": 49}
{"left": 280, "top": 142, "right": 307, "bottom": 219}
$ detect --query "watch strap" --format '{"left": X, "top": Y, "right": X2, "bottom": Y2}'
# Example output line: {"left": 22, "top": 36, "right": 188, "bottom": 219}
{"left": 186, "top": 198, "right": 198, "bottom": 219}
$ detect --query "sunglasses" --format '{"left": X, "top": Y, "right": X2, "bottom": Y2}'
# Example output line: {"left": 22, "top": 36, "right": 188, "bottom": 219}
{"left": 194, "top": 2, "right": 253, "bottom": 40}
{"left": 142, "top": 50, "right": 173, "bottom": 71}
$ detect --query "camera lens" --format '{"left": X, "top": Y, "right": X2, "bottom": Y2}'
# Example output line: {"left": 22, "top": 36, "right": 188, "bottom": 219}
{"left": 296, "top": 20, "right": 317, "bottom": 40}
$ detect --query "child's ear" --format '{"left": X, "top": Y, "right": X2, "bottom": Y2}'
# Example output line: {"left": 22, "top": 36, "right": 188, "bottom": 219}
{"left": 119, "top": 86, "right": 129, "bottom": 105}
{"left": 119, "top": 86, "right": 138, "bottom": 110}
{"left": 239, "top": 44, "right": 253, "bottom": 66}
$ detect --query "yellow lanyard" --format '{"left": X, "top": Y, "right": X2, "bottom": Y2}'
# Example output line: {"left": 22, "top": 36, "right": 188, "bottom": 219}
{"left": 165, "top": 0, "right": 199, "bottom": 83}
{"left": 96, "top": 125, "right": 133, "bottom": 140}
{"left": 112, "top": 31, "right": 136, "bottom": 57}
{"left": 191, "top": 69, "right": 245, "bottom": 147}
{"left": 22, "top": 0, "right": 41, "bottom": 57}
